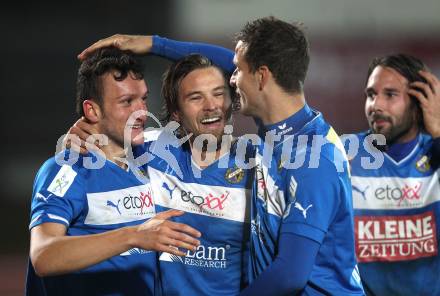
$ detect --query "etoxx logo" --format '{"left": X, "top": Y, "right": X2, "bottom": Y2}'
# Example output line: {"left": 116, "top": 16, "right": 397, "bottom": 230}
{"left": 374, "top": 182, "right": 422, "bottom": 206}
{"left": 180, "top": 190, "right": 229, "bottom": 210}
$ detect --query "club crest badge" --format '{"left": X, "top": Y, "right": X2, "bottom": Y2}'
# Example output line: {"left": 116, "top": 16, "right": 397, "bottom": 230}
{"left": 225, "top": 166, "right": 244, "bottom": 183}
{"left": 415, "top": 155, "right": 430, "bottom": 173}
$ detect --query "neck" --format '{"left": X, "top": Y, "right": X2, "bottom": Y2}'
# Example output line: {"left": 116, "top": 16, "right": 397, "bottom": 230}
{"left": 101, "top": 141, "right": 128, "bottom": 169}
{"left": 394, "top": 127, "right": 419, "bottom": 144}
{"left": 258, "top": 88, "right": 306, "bottom": 125}
{"left": 190, "top": 135, "right": 233, "bottom": 168}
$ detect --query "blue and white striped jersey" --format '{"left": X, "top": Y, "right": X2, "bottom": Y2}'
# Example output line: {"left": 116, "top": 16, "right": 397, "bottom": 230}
{"left": 26, "top": 151, "right": 156, "bottom": 296}
{"left": 351, "top": 132, "right": 440, "bottom": 296}
{"left": 133, "top": 129, "right": 252, "bottom": 296}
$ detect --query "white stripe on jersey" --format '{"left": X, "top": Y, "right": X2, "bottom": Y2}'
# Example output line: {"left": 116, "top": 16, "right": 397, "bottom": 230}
{"left": 84, "top": 184, "right": 155, "bottom": 225}
{"left": 47, "top": 213, "right": 69, "bottom": 225}
{"left": 149, "top": 167, "right": 248, "bottom": 223}
{"left": 352, "top": 170, "right": 440, "bottom": 210}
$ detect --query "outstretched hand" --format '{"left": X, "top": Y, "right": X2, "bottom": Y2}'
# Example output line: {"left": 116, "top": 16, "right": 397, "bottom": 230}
{"left": 408, "top": 71, "right": 440, "bottom": 138}
{"left": 132, "top": 209, "right": 201, "bottom": 256}
{"left": 78, "top": 34, "right": 153, "bottom": 61}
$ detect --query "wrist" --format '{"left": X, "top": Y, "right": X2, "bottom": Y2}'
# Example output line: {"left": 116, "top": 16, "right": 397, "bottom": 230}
{"left": 121, "top": 225, "right": 138, "bottom": 249}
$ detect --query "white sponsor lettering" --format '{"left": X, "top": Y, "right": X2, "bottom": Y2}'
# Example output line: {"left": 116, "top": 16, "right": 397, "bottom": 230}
{"left": 355, "top": 213, "right": 438, "bottom": 262}
{"left": 160, "top": 244, "right": 228, "bottom": 269}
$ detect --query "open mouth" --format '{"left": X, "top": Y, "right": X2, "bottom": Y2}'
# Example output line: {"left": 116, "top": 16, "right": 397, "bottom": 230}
{"left": 201, "top": 116, "right": 222, "bottom": 125}
{"left": 128, "top": 121, "right": 145, "bottom": 130}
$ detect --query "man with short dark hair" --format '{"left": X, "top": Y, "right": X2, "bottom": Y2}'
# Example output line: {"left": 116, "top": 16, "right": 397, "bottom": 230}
{"left": 229, "top": 17, "right": 363, "bottom": 296}
{"left": 350, "top": 54, "right": 440, "bottom": 296}
{"left": 26, "top": 48, "right": 201, "bottom": 296}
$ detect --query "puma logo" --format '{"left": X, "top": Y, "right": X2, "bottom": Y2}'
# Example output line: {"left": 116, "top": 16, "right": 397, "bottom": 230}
{"left": 294, "top": 202, "right": 313, "bottom": 219}
{"left": 352, "top": 185, "right": 369, "bottom": 200}
{"left": 162, "top": 182, "right": 178, "bottom": 199}
{"left": 107, "top": 199, "right": 121, "bottom": 215}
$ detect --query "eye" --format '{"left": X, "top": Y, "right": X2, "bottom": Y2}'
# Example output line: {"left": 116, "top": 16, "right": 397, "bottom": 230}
{"left": 385, "top": 91, "right": 397, "bottom": 98}
{"left": 121, "top": 98, "right": 133, "bottom": 105}
{"left": 214, "top": 91, "right": 224, "bottom": 97}
{"left": 365, "top": 90, "right": 375, "bottom": 100}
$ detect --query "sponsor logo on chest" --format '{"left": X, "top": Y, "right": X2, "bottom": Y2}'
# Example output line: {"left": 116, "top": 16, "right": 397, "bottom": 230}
{"left": 85, "top": 184, "right": 155, "bottom": 225}
{"left": 355, "top": 212, "right": 438, "bottom": 262}
{"left": 160, "top": 244, "right": 229, "bottom": 269}
{"left": 150, "top": 167, "right": 247, "bottom": 222}
{"left": 352, "top": 173, "right": 440, "bottom": 209}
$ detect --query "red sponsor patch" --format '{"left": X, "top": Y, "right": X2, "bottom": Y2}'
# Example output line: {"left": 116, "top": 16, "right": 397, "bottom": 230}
{"left": 355, "top": 212, "right": 438, "bottom": 262}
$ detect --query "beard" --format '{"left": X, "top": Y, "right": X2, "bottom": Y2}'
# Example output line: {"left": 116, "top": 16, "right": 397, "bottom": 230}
{"left": 369, "top": 105, "right": 417, "bottom": 146}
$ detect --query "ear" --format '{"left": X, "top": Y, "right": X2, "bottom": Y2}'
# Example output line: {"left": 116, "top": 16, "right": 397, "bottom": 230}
{"left": 82, "top": 100, "right": 101, "bottom": 123}
{"left": 257, "top": 65, "right": 270, "bottom": 91}
{"left": 171, "top": 110, "right": 180, "bottom": 122}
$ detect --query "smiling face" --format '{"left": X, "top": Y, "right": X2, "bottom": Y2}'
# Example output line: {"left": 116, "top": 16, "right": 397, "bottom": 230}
{"left": 365, "top": 66, "right": 419, "bottom": 144}
{"left": 173, "top": 67, "right": 231, "bottom": 142}
{"left": 98, "top": 70, "right": 148, "bottom": 148}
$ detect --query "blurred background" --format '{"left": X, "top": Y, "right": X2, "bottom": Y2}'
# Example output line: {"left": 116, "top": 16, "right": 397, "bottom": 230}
{"left": 1, "top": 0, "right": 439, "bottom": 294}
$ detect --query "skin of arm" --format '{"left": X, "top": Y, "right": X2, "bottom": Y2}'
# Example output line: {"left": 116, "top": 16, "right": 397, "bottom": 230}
{"left": 30, "top": 209, "right": 201, "bottom": 276}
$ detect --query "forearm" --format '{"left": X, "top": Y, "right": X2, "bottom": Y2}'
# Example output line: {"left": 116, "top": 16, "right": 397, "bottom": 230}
{"left": 152, "top": 35, "right": 235, "bottom": 74}
{"left": 240, "top": 233, "right": 319, "bottom": 295}
{"left": 31, "top": 225, "right": 135, "bottom": 276}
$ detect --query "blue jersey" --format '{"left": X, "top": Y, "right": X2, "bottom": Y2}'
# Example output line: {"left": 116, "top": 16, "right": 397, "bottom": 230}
{"left": 26, "top": 151, "right": 156, "bottom": 296}
{"left": 351, "top": 133, "right": 440, "bottom": 296}
{"left": 251, "top": 104, "right": 364, "bottom": 295}
{"left": 133, "top": 130, "right": 252, "bottom": 296}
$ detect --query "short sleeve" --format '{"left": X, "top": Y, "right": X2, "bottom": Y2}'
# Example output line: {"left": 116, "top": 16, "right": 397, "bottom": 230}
{"left": 29, "top": 158, "right": 86, "bottom": 230}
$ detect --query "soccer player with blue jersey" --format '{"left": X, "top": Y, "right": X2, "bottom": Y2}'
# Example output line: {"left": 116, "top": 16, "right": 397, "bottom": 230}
{"left": 229, "top": 17, "right": 363, "bottom": 296}
{"left": 142, "top": 54, "right": 253, "bottom": 295}
{"left": 26, "top": 48, "right": 201, "bottom": 296}
{"left": 77, "top": 16, "right": 364, "bottom": 295}
{"left": 350, "top": 54, "right": 440, "bottom": 295}
{"left": 72, "top": 53, "right": 252, "bottom": 295}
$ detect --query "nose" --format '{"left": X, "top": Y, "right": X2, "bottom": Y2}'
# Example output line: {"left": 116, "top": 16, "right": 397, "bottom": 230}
{"left": 203, "top": 96, "right": 218, "bottom": 111}
{"left": 372, "top": 94, "right": 386, "bottom": 111}
{"left": 134, "top": 98, "right": 148, "bottom": 122}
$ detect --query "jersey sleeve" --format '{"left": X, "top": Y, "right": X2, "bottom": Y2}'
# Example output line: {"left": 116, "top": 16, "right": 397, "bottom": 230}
{"left": 240, "top": 233, "right": 319, "bottom": 295}
{"left": 280, "top": 158, "right": 342, "bottom": 244}
{"left": 29, "top": 157, "right": 86, "bottom": 230}
{"left": 151, "top": 35, "right": 235, "bottom": 74}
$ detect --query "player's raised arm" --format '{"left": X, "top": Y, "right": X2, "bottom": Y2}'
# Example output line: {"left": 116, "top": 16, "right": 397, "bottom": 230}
{"left": 78, "top": 34, "right": 235, "bottom": 74}
{"left": 78, "top": 34, "right": 153, "bottom": 60}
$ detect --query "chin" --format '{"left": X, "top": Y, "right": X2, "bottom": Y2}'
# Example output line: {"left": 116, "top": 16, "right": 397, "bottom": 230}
{"left": 131, "top": 134, "right": 145, "bottom": 146}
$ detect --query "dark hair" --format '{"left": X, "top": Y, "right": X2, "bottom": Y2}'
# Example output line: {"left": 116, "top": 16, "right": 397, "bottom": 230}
{"left": 366, "top": 54, "right": 428, "bottom": 86}
{"left": 366, "top": 53, "right": 429, "bottom": 129}
{"left": 160, "top": 54, "right": 231, "bottom": 125}
{"left": 235, "top": 16, "right": 310, "bottom": 94}
{"left": 76, "top": 47, "right": 144, "bottom": 116}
